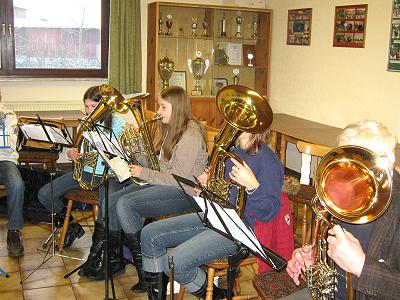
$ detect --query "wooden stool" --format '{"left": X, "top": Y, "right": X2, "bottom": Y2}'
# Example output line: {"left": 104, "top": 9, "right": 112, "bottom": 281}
{"left": 58, "top": 188, "right": 99, "bottom": 252}
{"left": 177, "top": 256, "right": 259, "bottom": 300}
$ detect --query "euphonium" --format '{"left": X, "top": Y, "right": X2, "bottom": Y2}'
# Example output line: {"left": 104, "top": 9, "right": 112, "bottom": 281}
{"left": 307, "top": 145, "right": 392, "bottom": 300}
{"left": 207, "top": 85, "right": 273, "bottom": 216}
{"left": 73, "top": 84, "right": 126, "bottom": 190}
{"left": 117, "top": 94, "right": 161, "bottom": 185}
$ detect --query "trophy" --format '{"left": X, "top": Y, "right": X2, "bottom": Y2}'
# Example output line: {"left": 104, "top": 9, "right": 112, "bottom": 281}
{"left": 202, "top": 17, "right": 209, "bottom": 37}
{"left": 221, "top": 13, "right": 227, "bottom": 37}
{"left": 188, "top": 51, "right": 210, "bottom": 96}
{"left": 251, "top": 18, "right": 258, "bottom": 38}
{"left": 233, "top": 68, "right": 240, "bottom": 85}
{"left": 247, "top": 51, "right": 254, "bottom": 66}
{"left": 165, "top": 14, "right": 173, "bottom": 36}
{"left": 158, "top": 15, "right": 164, "bottom": 35}
{"left": 191, "top": 17, "right": 198, "bottom": 37}
{"left": 158, "top": 54, "right": 175, "bottom": 89}
{"left": 235, "top": 12, "right": 243, "bottom": 38}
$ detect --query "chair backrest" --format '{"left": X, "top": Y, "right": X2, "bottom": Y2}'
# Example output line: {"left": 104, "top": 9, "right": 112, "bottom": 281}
{"left": 296, "top": 141, "right": 331, "bottom": 185}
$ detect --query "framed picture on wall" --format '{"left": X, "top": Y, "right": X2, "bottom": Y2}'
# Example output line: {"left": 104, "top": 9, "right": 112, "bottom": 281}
{"left": 287, "top": 8, "right": 312, "bottom": 46}
{"left": 169, "top": 71, "right": 187, "bottom": 90}
{"left": 388, "top": 0, "right": 400, "bottom": 71}
{"left": 212, "top": 78, "right": 228, "bottom": 95}
{"left": 333, "top": 4, "right": 368, "bottom": 48}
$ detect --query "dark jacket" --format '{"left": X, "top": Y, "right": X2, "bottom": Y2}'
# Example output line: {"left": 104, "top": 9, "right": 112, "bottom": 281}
{"left": 352, "top": 170, "right": 400, "bottom": 299}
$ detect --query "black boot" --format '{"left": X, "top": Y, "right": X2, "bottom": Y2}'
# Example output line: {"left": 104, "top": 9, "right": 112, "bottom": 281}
{"left": 125, "top": 231, "right": 147, "bottom": 293}
{"left": 54, "top": 210, "right": 84, "bottom": 248}
{"left": 144, "top": 271, "right": 168, "bottom": 300}
{"left": 192, "top": 281, "right": 227, "bottom": 300}
{"left": 83, "top": 230, "right": 126, "bottom": 280}
{"left": 78, "top": 222, "right": 104, "bottom": 277}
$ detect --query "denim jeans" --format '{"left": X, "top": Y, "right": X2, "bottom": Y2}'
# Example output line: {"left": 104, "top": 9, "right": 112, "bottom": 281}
{"left": 115, "top": 185, "right": 196, "bottom": 234}
{"left": 0, "top": 161, "right": 25, "bottom": 230}
{"left": 38, "top": 171, "right": 124, "bottom": 224}
{"left": 141, "top": 213, "right": 237, "bottom": 293}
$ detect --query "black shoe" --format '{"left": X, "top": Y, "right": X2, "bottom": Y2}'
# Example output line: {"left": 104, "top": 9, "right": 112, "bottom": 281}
{"left": 144, "top": 271, "right": 168, "bottom": 300}
{"left": 63, "top": 223, "right": 85, "bottom": 248}
{"left": 78, "top": 222, "right": 104, "bottom": 277}
{"left": 192, "top": 282, "right": 227, "bottom": 300}
{"left": 7, "top": 229, "right": 24, "bottom": 257}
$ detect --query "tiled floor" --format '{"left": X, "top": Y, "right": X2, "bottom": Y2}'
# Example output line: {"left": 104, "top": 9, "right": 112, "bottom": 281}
{"left": 0, "top": 211, "right": 258, "bottom": 300}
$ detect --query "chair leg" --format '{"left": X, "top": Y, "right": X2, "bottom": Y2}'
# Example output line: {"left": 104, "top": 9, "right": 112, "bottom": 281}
{"left": 58, "top": 200, "right": 73, "bottom": 252}
{"left": 301, "top": 204, "right": 308, "bottom": 245}
{"left": 206, "top": 267, "right": 216, "bottom": 300}
{"left": 92, "top": 204, "right": 99, "bottom": 223}
{"left": 177, "top": 286, "right": 185, "bottom": 300}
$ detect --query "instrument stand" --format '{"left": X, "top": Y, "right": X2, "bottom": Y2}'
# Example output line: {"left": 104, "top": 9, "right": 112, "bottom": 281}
{"left": 20, "top": 158, "right": 84, "bottom": 285}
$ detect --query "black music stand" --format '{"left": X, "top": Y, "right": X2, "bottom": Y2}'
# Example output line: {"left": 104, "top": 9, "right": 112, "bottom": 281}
{"left": 63, "top": 122, "right": 131, "bottom": 300}
{"left": 173, "top": 174, "right": 287, "bottom": 300}
{"left": 19, "top": 116, "right": 77, "bottom": 284}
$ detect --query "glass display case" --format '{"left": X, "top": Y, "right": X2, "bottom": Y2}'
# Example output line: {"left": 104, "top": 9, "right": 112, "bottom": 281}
{"left": 147, "top": 2, "right": 272, "bottom": 127}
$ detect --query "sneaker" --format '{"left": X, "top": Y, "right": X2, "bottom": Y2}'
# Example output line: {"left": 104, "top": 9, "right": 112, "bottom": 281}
{"left": 7, "top": 229, "right": 24, "bottom": 257}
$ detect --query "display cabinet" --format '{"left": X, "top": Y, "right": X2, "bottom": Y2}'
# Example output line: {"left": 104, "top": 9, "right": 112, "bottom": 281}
{"left": 147, "top": 2, "right": 272, "bottom": 127}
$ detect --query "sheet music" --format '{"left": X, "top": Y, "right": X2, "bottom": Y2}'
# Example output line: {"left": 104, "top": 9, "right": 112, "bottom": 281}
{"left": 82, "top": 131, "right": 125, "bottom": 158}
{"left": 20, "top": 123, "right": 71, "bottom": 145}
{"left": 83, "top": 130, "right": 131, "bottom": 182}
{"left": 192, "top": 196, "right": 268, "bottom": 261}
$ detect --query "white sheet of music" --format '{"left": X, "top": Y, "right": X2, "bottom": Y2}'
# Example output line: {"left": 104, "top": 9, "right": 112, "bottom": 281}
{"left": 20, "top": 124, "right": 70, "bottom": 145}
{"left": 192, "top": 196, "right": 268, "bottom": 262}
{"left": 82, "top": 131, "right": 125, "bottom": 158}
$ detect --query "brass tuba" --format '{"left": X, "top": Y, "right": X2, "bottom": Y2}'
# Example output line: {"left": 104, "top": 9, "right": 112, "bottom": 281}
{"left": 73, "top": 84, "right": 159, "bottom": 190}
{"left": 307, "top": 145, "right": 392, "bottom": 300}
{"left": 207, "top": 85, "right": 273, "bottom": 216}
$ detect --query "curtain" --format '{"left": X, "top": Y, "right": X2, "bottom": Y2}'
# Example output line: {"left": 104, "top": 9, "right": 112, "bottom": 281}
{"left": 109, "top": 0, "right": 142, "bottom": 94}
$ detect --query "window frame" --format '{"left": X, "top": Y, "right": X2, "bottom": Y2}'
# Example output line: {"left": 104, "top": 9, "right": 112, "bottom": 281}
{"left": 0, "top": 0, "right": 110, "bottom": 78}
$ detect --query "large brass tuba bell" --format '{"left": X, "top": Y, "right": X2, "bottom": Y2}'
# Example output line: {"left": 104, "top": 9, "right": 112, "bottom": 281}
{"left": 307, "top": 145, "right": 392, "bottom": 300}
{"left": 207, "top": 85, "right": 273, "bottom": 216}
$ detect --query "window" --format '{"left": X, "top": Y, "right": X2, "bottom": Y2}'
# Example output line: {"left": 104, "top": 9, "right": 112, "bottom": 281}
{"left": 0, "top": 0, "right": 109, "bottom": 77}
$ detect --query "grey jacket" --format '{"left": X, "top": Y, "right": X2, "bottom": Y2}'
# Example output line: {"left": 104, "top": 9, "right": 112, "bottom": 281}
{"left": 139, "top": 120, "right": 208, "bottom": 195}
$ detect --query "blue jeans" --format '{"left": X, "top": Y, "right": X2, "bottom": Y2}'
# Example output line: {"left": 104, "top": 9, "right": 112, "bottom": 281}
{"left": 141, "top": 213, "right": 237, "bottom": 293}
{"left": 115, "top": 185, "right": 196, "bottom": 234}
{"left": 38, "top": 171, "right": 125, "bottom": 224}
{"left": 0, "top": 161, "right": 25, "bottom": 230}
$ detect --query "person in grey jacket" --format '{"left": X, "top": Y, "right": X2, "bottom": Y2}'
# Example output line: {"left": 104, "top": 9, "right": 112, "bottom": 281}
{"left": 80, "top": 86, "right": 208, "bottom": 291}
{"left": 0, "top": 93, "right": 25, "bottom": 257}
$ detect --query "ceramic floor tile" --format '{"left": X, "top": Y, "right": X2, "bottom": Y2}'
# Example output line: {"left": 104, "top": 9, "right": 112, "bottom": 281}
{"left": 72, "top": 279, "right": 127, "bottom": 300}
{"left": 22, "top": 237, "right": 50, "bottom": 254}
{"left": 21, "top": 266, "right": 70, "bottom": 290}
{"left": 0, "top": 290, "right": 24, "bottom": 300}
{"left": 64, "top": 259, "right": 97, "bottom": 284}
{"left": 0, "top": 222, "right": 7, "bottom": 241}
{"left": 24, "top": 285, "right": 76, "bottom": 300}
{"left": 116, "top": 275, "right": 142, "bottom": 299}
{"left": 0, "top": 271, "right": 22, "bottom": 292}
{"left": 0, "top": 241, "right": 10, "bottom": 256}
{"left": 21, "top": 224, "right": 52, "bottom": 239}
{"left": 19, "top": 251, "right": 64, "bottom": 271}
{"left": 0, "top": 255, "right": 20, "bottom": 273}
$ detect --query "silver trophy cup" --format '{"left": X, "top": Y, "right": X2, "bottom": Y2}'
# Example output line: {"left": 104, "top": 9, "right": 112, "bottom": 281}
{"left": 188, "top": 51, "right": 210, "bottom": 96}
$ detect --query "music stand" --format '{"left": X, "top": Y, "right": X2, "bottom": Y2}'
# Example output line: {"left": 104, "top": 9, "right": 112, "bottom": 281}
{"left": 63, "top": 122, "right": 131, "bottom": 300}
{"left": 173, "top": 174, "right": 287, "bottom": 300}
{"left": 19, "top": 115, "right": 79, "bottom": 285}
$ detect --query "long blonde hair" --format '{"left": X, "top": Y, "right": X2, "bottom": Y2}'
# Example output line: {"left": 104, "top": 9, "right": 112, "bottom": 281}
{"left": 153, "top": 86, "right": 203, "bottom": 160}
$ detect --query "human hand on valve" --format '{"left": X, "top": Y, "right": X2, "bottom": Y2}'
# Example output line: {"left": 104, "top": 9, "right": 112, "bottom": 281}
{"left": 129, "top": 164, "right": 143, "bottom": 178}
{"left": 229, "top": 158, "right": 260, "bottom": 190}
{"left": 195, "top": 167, "right": 210, "bottom": 196}
{"left": 66, "top": 147, "right": 81, "bottom": 162}
{"left": 286, "top": 244, "right": 315, "bottom": 285}
{"left": 327, "top": 224, "right": 365, "bottom": 277}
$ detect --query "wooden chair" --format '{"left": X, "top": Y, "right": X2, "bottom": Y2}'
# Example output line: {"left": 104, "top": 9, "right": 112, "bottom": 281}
{"left": 177, "top": 256, "right": 259, "bottom": 300}
{"left": 288, "top": 141, "right": 331, "bottom": 246}
{"left": 57, "top": 188, "right": 99, "bottom": 252}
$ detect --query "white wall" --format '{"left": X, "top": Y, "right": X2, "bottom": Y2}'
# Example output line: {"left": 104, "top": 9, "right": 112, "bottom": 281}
{"left": 268, "top": 0, "right": 399, "bottom": 139}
